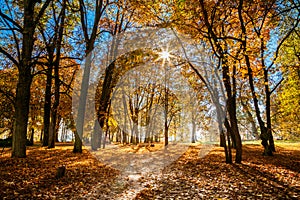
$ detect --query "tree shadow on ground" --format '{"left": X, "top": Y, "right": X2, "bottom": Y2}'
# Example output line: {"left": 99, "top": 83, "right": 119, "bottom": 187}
{"left": 136, "top": 144, "right": 300, "bottom": 199}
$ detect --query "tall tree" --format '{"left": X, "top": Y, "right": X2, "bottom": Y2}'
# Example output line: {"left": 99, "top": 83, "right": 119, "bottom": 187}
{"left": 73, "top": 0, "right": 108, "bottom": 153}
{"left": 0, "top": 0, "right": 52, "bottom": 157}
{"left": 198, "top": 0, "right": 243, "bottom": 163}
{"left": 237, "top": 0, "right": 300, "bottom": 155}
{"left": 47, "top": 0, "right": 67, "bottom": 148}
{"left": 38, "top": 0, "right": 68, "bottom": 147}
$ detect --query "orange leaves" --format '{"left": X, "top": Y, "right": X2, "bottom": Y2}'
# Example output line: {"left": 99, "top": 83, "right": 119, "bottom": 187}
{"left": 1, "top": 142, "right": 300, "bottom": 199}
{"left": 0, "top": 145, "right": 119, "bottom": 199}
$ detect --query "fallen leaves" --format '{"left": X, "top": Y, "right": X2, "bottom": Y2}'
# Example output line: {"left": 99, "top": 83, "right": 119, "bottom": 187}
{"left": 135, "top": 144, "right": 300, "bottom": 199}
{"left": 0, "top": 142, "right": 299, "bottom": 199}
{"left": 0, "top": 143, "right": 119, "bottom": 199}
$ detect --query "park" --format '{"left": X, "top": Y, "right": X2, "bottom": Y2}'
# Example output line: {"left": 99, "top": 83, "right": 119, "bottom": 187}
{"left": 0, "top": 0, "right": 299, "bottom": 199}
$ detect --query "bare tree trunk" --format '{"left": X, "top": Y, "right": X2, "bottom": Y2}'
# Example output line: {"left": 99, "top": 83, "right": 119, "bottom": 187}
{"left": 264, "top": 68, "right": 275, "bottom": 152}
{"left": 164, "top": 120, "right": 169, "bottom": 146}
{"left": 222, "top": 58, "right": 242, "bottom": 163}
{"left": 91, "top": 119, "right": 100, "bottom": 150}
{"left": 74, "top": 54, "right": 92, "bottom": 153}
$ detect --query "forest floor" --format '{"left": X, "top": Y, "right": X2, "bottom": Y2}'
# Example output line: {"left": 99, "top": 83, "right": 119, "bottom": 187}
{"left": 0, "top": 141, "right": 299, "bottom": 199}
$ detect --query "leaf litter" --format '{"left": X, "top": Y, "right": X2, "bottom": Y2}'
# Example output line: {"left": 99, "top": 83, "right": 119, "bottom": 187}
{"left": 0, "top": 142, "right": 299, "bottom": 199}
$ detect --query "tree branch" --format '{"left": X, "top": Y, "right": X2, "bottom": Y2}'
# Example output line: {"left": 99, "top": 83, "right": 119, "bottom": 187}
{"left": 0, "top": 10, "right": 23, "bottom": 32}
{"left": 270, "top": 77, "right": 284, "bottom": 94}
{"left": 0, "top": 46, "right": 19, "bottom": 67}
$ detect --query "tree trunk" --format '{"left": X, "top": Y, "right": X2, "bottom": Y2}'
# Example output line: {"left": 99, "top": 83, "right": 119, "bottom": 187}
{"left": 226, "top": 128, "right": 232, "bottom": 164}
{"left": 246, "top": 58, "right": 272, "bottom": 156}
{"left": 73, "top": 54, "right": 91, "bottom": 153}
{"left": 12, "top": 70, "right": 32, "bottom": 158}
{"left": 222, "top": 57, "right": 242, "bottom": 163}
{"left": 40, "top": 129, "right": 43, "bottom": 142}
{"left": 74, "top": 0, "right": 105, "bottom": 153}
{"left": 29, "top": 128, "right": 34, "bottom": 145}
{"left": 91, "top": 119, "right": 100, "bottom": 150}
{"left": 73, "top": 130, "right": 82, "bottom": 153}
{"left": 198, "top": 0, "right": 242, "bottom": 163}
{"left": 95, "top": 61, "right": 116, "bottom": 149}
{"left": 48, "top": 113, "right": 55, "bottom": 148}
{"left": 42, "top": 66, "right": 52, "bottom": 146}
{"left": 122, "top": 130, "right": 127, "bottom": 144}
{"left": 55, "top": 115, "right": 61, "bottom": 143}
{"left": 48, "top": 0, "right": 66, "bottom": 148}
{"left": 164, "top": 120, "right": 169, "bottom": 146}
{"left": 11, "top": 0, "right": 37, "bottom": 158}
{"left": 191, "top": 120, "right": 196, "bottom": 143}
{"left": 264, "top": 68, "right": 275, "bottom": 152}
{"left": 221, "top": 129, "right": 231, "bottom": 164}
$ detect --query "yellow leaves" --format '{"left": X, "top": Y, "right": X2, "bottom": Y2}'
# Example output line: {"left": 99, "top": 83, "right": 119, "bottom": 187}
{"left": 108, "top": 117, "right": 118, "bottom": 128}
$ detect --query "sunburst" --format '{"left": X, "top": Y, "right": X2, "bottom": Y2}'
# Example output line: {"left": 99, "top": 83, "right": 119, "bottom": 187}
{"left": 159, "top": 50, "right": 171, "bottom": 60}
{"left": 156, "top": 47, "right": 175, "bottom": 65}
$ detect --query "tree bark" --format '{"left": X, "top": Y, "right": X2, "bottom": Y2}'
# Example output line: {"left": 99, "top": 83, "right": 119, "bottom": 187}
{"left": 222, "top": 57, "right": 242, "bottom": 163}
{"left": 11, "top": 0, "right": 37, "bottom": 158}
{"left": 12, "top": 69, "right": 32, "bottom": 157}
{"left": 42, "top": 65, "right": 52, "bottom": 146}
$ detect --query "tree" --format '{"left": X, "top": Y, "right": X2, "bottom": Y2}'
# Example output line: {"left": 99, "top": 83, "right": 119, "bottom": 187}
{"left": 37, "top": 0, "right": 68, "bottom": 147}
{"left": 73, "top": 0, "right": 108, "bottom": 153}
{"left": 170, "top": 0, "right": 300, "bottom": 158}
{"left": 274, "top": 21, "right": 300, "bottom": 139}
{"left": 187, "top": 0, "right": 242, "bottom": 163}
{"left": 36, "top": 0, "right": 68, "bottom": 148}
{"left": 0, "top": 0, "right": 52, "bottom": 157}
{"left": 93, "top": 0, "right": 137, "bottom": 150}
{"left": 236, "top": 0, "right": 299, "bottom": 155}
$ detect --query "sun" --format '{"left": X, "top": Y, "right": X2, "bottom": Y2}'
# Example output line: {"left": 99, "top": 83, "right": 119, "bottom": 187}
{"left": 159, "top": 50, "right": 171, "bottom": 60}
{"left": 155, "top": 47, "right": 174, "bottom": 65}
